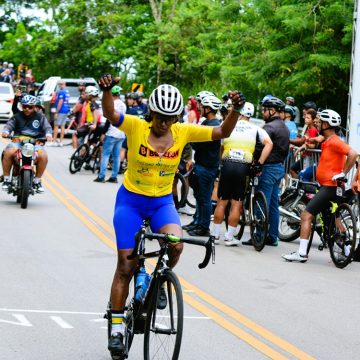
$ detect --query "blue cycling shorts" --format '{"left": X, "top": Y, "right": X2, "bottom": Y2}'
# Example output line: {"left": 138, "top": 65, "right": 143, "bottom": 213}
{"left": 113, "top": 185, "right": 181, "bottom": 249}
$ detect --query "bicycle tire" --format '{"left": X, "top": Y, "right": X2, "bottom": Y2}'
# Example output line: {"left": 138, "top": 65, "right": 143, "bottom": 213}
{"left": 278, "top": 198, "right": 307, "bottom": 242}
{"left": 69, "top": 144, "right": 89, "bottom": 174}
{"left": 328, "top": 203, "right": 356, "bottom": 269}
{"left": 173, "top": 172, "right": 188, "bottom": 209}
{"left": 143, "top": 270, "right": 183, "bottom": 360}
{"left": 90, "top": 146, "right": 101, "bottom": 173}
{"left": 250, "top": 191, "right": 268, "bottom": 251}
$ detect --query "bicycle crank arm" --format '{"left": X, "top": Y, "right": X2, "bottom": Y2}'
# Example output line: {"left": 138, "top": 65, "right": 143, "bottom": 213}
{"left": 279, "top": 206, "right": 301, "bottom": 222}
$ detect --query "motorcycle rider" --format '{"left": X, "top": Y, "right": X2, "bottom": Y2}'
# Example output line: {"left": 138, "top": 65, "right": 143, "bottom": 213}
{"left": 1, "top": 94, "right": 53, "bottom": 193}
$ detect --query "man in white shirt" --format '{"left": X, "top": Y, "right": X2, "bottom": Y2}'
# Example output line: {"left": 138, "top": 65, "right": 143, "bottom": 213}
{"left": 94, "top": 86, "right": 126, "bottom": 183}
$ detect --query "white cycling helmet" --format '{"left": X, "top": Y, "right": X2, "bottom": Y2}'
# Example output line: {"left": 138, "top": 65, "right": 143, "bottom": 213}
{"left": 195, "top": 90, "right": 214, "bottom": 102}
{"left": 21, "top": 94, "right": 38, "bottom": 106}
{"left": 85, "top": 85, "right": 99, "bottom": 97}
{"left": 201, "top": 95, "right": 222, "bottom": 111}
{"left": 318, "top": 109, "right": 341, "bottom": 127}
{"left": 240, "top": 102, "right": 254, "bottom": 117}
{"left": 148, "top": 84, "right": 183, "bottom": 116}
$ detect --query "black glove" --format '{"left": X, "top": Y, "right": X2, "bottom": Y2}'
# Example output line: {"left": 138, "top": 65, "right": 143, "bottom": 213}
{"left": 229, "top": 91, "right": 246, "bottom": 110}
{"left": 252, "top": 162, "right": 262, "bottom": 176}
{"left": 98, "top": 74, "right": 120, "bottom": 91}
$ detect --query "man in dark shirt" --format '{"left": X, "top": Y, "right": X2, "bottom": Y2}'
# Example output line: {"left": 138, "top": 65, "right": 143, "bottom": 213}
{"left": 244, "top": 96, "right": 289, "bottom": 246}
{"left": 185, "top": 94, "right": 222, "bottom": 236}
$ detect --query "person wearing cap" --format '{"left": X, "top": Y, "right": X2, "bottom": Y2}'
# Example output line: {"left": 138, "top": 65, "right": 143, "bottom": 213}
{"left": 286, "top": 96, "right": 300, "bottom": 126}
{"left": 94, "top": 85, "right": 126, "bottom": 183}
{"left": 52, "top": 80, "right": 70, "bottom": 146}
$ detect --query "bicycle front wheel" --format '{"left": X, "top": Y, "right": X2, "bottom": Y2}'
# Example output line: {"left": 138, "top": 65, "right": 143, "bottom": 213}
{"left": 250, "top": 191, "right": 268, "bottom": 252}
{"left": 144, "top": 271, "right": 183, "bottom": 360}
{"left": 90, "top": 146, "right": 101, "bottom": 173}
{"left": 69, "top": 144, "right": 88, "bottom": 174}
{"left": 328, "top": 203, "right": 357, "bottom": 269}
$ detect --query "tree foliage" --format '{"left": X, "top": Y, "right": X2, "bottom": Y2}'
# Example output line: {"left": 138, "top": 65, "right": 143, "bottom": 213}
{"left": 0, "top": 0, "right": 355, "bottom": 116}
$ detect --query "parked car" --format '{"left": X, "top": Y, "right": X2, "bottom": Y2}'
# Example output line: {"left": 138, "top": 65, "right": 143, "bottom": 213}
{"left": 0, "top": 82, "right": 15, "bottom": 122}
{"left": 36, "top": 76, "right": 99, "bottom": 126}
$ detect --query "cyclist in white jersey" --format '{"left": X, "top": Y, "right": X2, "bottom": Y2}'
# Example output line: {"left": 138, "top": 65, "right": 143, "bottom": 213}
{"left": 211, "top": 102, "right": 273, "bottom": 245}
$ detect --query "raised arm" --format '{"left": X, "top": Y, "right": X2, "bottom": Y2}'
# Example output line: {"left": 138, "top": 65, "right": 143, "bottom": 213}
{"left": 98, "top": 74, "right": 121, "bottom": 125}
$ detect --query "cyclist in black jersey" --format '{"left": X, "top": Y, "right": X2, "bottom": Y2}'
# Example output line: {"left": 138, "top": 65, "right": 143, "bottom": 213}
{"left": 1, "top": 94, "right": 53, "bottom": 193}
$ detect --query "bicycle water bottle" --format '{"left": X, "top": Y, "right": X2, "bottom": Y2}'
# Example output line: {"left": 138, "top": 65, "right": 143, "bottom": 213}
{"left": 135, "top": 266, "right": 151, "bottom": 303}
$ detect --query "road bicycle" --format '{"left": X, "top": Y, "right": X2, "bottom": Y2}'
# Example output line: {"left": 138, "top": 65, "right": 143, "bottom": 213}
{"left": 105, "top": 220, "right": 215, "bottom": 360}
{"left": 306, "top": 178, "right": 357, "bottom": 268}
{"left": 225, "top": 165, "right": 269, "bottom": 251}
{"left": 69, "top": 138, "right": 102, "bottom": 174}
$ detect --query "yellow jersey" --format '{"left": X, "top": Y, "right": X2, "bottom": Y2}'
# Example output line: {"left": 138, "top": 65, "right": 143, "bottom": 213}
{"left": 118, "top": 115, "right": 213, "bottom": 196}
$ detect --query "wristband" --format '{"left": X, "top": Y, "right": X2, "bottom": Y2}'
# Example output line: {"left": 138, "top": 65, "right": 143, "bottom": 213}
{"left": 232, "top": 107, "right": 243, "bottom": 113}
{"left": 114, "top": 113, "right": 125, "bottom": 127}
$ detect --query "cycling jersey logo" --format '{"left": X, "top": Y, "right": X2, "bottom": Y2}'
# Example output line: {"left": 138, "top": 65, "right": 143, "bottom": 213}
{"left": 159, "top": 171, "right": 173, "bottom": 177}
{"left": 138, "top": 144, "right": 179, "bottom": 159}
{"left": 32, "top": 120, "right": 40, "bottom": 129}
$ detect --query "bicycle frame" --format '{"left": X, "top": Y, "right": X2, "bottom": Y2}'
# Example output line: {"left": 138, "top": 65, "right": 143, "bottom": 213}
{"left": 107, "top": 220, "right": 215, "bottom": 360}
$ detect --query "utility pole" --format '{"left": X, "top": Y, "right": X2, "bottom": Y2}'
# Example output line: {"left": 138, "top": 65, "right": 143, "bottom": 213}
{"left": 347, "top": 0, "right": 360, "bottom": 153}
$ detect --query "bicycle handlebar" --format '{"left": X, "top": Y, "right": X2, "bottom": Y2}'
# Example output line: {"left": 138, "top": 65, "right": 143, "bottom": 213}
{"left": 127, "top": 230, "right": 215, "bottom": 269}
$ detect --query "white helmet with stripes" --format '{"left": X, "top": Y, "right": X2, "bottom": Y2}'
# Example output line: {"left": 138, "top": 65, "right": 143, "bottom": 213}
{"left": 201, "top": 95, "right": 222, "bottom": 111}
{"left": 148, "top": 84, "right": 184, "bottom": 116}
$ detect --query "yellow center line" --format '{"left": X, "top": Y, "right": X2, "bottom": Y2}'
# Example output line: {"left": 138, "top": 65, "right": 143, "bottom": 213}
{"left": 42, "top": 169, "right": 315, "bottom": 360}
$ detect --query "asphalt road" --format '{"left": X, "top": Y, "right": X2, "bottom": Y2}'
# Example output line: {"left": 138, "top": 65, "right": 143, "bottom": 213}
{"left": 0, "top": 135, "right": 360, "bottom": 360}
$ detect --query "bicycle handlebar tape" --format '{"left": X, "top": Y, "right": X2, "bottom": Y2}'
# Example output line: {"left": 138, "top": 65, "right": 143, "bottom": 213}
{"left": 198, "top": 236, "right": 214, "bottom": 269}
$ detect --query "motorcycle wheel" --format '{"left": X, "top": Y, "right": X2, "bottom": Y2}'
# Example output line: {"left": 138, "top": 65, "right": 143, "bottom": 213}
{"left": 278, "top": 198, "right": 307, "bottom": 242}
{"left": 20, "top": 170, "right": 31, "bottom": 209}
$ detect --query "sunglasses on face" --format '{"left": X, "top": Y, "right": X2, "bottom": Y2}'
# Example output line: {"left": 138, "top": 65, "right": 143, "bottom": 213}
{"left": 155, "top": 114, "right": 177, "bottom": 124}
{"left": 22, "top": 105, "right": 35, "bottom": 109}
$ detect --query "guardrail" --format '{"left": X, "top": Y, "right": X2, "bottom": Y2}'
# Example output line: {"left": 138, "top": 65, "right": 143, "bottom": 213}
{"left": 283, "top": 147, "right": 359, "bottom": 192}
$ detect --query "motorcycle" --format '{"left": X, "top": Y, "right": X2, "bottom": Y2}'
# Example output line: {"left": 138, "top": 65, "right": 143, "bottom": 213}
{"left": 4, "top": 136, "right": 46, "bottom": 209}
{"left": 278, "top": 177, "right": 319, "bottom": 242}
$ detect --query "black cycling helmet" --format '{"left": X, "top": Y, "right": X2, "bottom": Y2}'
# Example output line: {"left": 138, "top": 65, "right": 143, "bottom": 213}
{"left": 284, "top": 105, "right": 296, "bottom": 120}
{"left": 261, "top": 96, "right": 285, "bottom": 111}
{"left": 303, "top": 101, "right": 317, "bottom": 111}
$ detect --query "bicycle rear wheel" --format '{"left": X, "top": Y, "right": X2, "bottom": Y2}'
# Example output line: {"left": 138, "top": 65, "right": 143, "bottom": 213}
{"left": 144, "top": 271, "right": 183, "bottom": 360}
{"left": 250, "top": 191, "right": 268, "bottom": 251}
{"left": 328, "top": 203, "right": 356, "bottom": 268}
{"left": 173, "top": 172, "right": 188, "bottom": 209}
{"left": 69, "top": 144, "right": 88, "bottom": 174}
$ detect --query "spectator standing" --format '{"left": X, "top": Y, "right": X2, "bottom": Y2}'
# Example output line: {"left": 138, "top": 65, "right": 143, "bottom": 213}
{"left": 1, "top": 68, "right": 12, "bottom": 83}
{"left": 52, "top": 80, "right": 70, "bottom": 146}
{"left": 289, "top": 109, "right": 318, "bottom": 179}
{"left": 286, "top": 96, "right": 300, "bottom": 126}
{"left": 186, "top": 96, "right": 200, "bottom": 124}
{"left": 243, "top": 97, "right": 289, "bottom": 246}
{"left": 136, "top": 91, "right": 148, "bottom": 114}
{"left": 185, "top": 95, "right": 222, "bottom": 237}
{"left": 94, "top": 86, "right": 126, "bottom": 183}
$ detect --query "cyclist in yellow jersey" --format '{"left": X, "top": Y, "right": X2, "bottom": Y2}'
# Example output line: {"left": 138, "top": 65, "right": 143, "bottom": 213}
{"left": 98, "top": 74, "right": 246, "bottom": 354}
